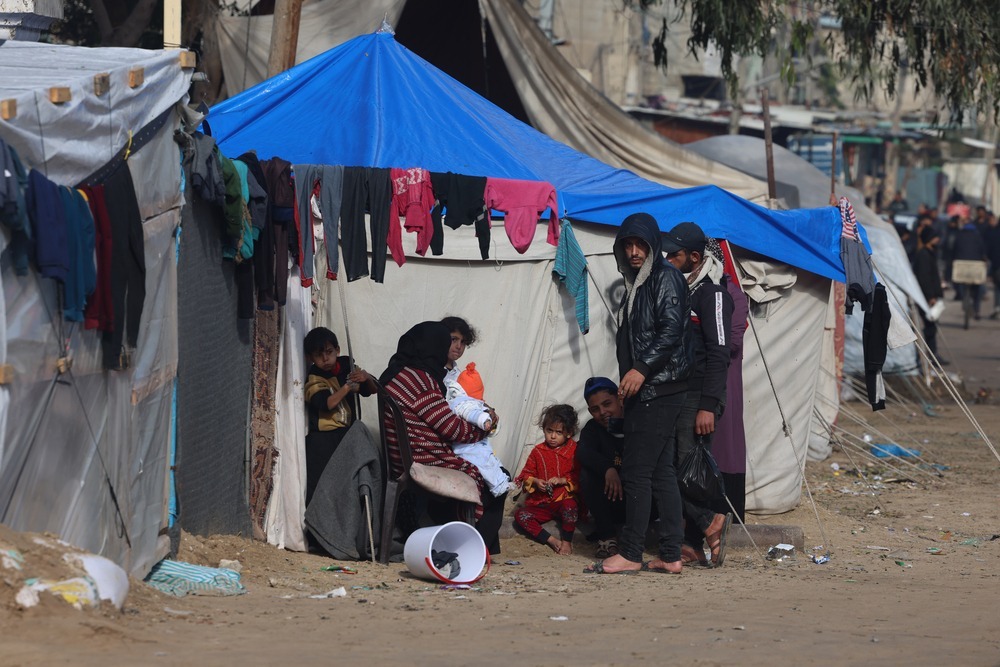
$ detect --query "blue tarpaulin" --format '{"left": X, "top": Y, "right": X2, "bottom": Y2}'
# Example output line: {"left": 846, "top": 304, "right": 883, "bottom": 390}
{"left": 209, "top": 31, "right": 848, "bottom": 281}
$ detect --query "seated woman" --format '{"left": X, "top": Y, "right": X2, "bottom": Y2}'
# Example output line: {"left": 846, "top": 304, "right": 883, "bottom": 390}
{"left": 378, "top": 320, "right": 507, "bottom": 554}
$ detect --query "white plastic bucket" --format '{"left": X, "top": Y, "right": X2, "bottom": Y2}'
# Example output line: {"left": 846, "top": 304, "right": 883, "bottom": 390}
{"left": 403, "top": 521, "right": 489, "bottom": 584}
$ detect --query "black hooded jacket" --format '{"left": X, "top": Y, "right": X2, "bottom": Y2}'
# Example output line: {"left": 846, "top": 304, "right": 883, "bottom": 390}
{"left": 613, "top": 213, "right": 693, "bottom": 398}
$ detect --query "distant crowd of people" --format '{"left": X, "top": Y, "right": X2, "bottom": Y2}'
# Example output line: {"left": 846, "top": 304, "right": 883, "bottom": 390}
{"left": 889, "top": 191, "right": 1000, "bottom": 362}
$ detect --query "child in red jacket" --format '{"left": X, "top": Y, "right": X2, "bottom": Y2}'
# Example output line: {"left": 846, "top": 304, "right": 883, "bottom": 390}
{"left": 514, "top": 404, "right": 581, "bottom": 555}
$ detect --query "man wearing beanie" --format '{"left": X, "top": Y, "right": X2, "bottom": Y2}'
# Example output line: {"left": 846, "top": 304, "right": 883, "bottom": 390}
{"left": 585, "top": 212, "right": 692, "bottom": 575}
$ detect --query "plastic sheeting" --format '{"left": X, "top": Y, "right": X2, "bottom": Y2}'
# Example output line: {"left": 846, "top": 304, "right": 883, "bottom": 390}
{"left": 0, "top": 42, "right": 193, "bottom": 185}
{"left": 478, "top": 0, "right": 767, "bottom": 202}
{"left": 0, "top": 44, "right": 191, "bottom": 577}
{"left": 209, "top": 31, "right": 849, "bottom": 282}
{"left": 216, "top": 0, "right": 406, "bottom": 95}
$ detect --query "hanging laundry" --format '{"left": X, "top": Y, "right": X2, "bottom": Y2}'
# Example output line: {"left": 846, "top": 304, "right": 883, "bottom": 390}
{"left": 0, "top": 140, "right": 30, "bottom": 275}
{"left": 218, "top": 154, "right": 250, "bottom": 261}
{"left": 59, "top": 187, "right": 96, "bottom": 323}
{"left": 388, "top": 167, "right": 435, "bottom": 265}
{"left": 293, "top": 164, "right": 344, "bottom": 284}
{"left": 81, "top": 184, "right": 114, "bottom": 332}
{"left": 260, "top": 156, "right": 294, "bottom": 307}
{"left": 341, "top": 167, "right": 392, "bottom": 282}
{"left": 230, "top": 159, "right": 258, "bottom": 261}
{"left": 26, "top": 169, "right": 69, "bottom": 282}
{"left": 237, "top": 151, "right": 276, "bottom": 311}
{"left": 188, "top": 132, "right": 226, "bottom": 208}
{"left": 101, "top": 160, "right": 145, "bottom": 370}
{"left": 838, "top": 196, "right": 875, "bottom": 313}
{"left": 552, "top": 219, "right": 589, "bottom": 334}
{"left": 430, "top": 172, "right": 488, "bottom": 259}
{"left": 484, "top": 177, "right": 559, "bottom": 254}
{"left": 863, "top": 284, "right": 890, "bottom": 411}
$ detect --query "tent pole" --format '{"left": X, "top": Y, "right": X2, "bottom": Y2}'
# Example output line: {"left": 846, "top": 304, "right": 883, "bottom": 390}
{"left": 267, "top": 0, "right": 303, "bottom": 78}
{"left": 760, "top": 87, "right": 777, "bottom": 201}
{"left": 830, "top": 131, "right": 838, "bottom": 197}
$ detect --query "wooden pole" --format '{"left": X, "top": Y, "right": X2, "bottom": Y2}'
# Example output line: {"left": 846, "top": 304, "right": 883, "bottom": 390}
{"left": 830, "top": 131, "right": 838, "bottom": 198}
{"left": 163, "top": 0, "right": 182, "bottom": 49}
{"left": 760, "top": 88, "right": 777, "bottom": 201}
{"left": 267, "top": 0, "right": 303, "bottom": 78}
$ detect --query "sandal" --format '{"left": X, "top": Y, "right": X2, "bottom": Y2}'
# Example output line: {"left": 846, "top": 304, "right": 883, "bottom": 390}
{"left": 582, "top": 560, "right": 639, "bottom": 575}
{"left": 640, "top": 560, "right": 682, "bottom": 574}
{"left": 595, "top": 538, "right": 619, "bottom": 559}
{"left": 705, "top": 513, "right": 732, "bottom": 567}
{"left": 680, "top": 543, "right": 709, "bottom": 567}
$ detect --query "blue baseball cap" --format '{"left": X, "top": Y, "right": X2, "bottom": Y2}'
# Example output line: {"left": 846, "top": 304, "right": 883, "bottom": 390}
{"left": 584, "top": 376, "right": 618, "bottom": 401}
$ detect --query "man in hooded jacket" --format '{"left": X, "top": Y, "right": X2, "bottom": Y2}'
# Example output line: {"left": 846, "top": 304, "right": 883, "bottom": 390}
{"left": 586, "top": 212, "right": 693, "bottom": 575}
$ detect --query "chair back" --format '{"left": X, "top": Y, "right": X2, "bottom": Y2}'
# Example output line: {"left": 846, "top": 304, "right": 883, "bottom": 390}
{"left": 374, "top": 379, "right": 414, "bottom": 481}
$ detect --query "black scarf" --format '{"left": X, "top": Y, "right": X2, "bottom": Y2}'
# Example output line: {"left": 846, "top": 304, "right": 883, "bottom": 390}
{"left": 378, "top": 321, "right": 451, "bottom": 395}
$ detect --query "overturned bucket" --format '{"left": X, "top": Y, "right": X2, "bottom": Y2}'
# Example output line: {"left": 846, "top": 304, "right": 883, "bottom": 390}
{"left": 403, "top": 521, "right": 489, "bottom": 584}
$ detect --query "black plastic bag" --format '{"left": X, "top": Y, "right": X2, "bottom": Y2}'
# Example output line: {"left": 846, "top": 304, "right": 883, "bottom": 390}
{"left": 678, "top": 437, "right": 726, "bottom": 504}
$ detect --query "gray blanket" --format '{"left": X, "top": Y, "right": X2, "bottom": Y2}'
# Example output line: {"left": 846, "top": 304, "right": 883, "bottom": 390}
{"left": 304, "top": 422, "right": 383, "bottom": 560}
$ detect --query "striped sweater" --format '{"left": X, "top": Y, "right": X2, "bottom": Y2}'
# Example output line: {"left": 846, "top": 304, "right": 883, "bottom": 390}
{"left": 383, "top": 367, "right": 487, "bottom": 495}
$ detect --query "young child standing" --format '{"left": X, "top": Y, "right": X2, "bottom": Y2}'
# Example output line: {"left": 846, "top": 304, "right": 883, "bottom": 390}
{"left": 444, "top": 362, "right": 512, "bottom": 497}
{"left": 303, "top": 327, "right": 376, "bottom": 507}
{"left": 514, "top": 404, "right": 581, "bottom": 555}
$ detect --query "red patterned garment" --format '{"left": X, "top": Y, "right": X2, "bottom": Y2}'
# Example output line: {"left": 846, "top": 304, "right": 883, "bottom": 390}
{"left": 383, "top": 366, "right": 487, "bottom": 493}
{"left": 515, "top": 439, "right": 580, "bottom": 508}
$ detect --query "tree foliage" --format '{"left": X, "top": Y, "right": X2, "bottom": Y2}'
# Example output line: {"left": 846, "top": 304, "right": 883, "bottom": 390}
{"left": 632, "top": 0, "right": 1000, "bottom": 122}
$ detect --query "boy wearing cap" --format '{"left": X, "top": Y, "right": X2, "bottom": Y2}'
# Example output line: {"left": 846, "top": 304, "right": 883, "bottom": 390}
{"left": 663, "top": 221, "right": 735, "bottom": 566}
{"left": 576, "top": 377, "right": 627, "bottom": 558}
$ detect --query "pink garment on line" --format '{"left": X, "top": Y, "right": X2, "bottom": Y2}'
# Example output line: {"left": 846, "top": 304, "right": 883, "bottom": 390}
{"left": 484, "top": 177, "right": 559, "bottom": 254}
{"left": 388, "top": 167, "right": 435, "bottom": 266}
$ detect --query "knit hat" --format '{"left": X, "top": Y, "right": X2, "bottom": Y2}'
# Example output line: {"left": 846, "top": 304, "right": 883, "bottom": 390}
{"left": 583, "top": 376, "right": 618, "bottom": 401}
{"left": 457, "top": 362, "right": 485, "bottom": 400}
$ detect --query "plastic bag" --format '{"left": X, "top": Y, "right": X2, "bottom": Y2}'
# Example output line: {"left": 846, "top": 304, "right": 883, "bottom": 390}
{"left": 678, "top": 437, "right": 725, "bottom": 504}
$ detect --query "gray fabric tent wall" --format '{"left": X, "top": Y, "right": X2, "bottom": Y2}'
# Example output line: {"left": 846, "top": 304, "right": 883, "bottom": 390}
{"left": 175, "top": 197, "right": 254, "bottom": 538}
{"left": 0, "top": 44, "right": 192, "bottom": 577}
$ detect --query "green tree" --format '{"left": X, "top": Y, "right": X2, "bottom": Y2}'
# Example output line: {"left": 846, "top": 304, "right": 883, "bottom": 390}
{"left": 633, "top": 0, "right": 1000, "bottom": 122}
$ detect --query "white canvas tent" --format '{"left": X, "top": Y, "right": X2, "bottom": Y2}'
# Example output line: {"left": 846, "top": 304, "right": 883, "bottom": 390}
{"left": 0, "top": 43, "right": 193, "bottom": 576}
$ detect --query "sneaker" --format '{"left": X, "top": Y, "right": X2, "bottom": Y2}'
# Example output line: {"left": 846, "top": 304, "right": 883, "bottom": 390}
{"left": 595, "top": 538, "right": 619, "bottom": 559}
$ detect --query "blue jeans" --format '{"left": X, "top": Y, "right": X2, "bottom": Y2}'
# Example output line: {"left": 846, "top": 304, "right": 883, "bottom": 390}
{"left": 617, "top": 393, "right": 686, "bottom": 563}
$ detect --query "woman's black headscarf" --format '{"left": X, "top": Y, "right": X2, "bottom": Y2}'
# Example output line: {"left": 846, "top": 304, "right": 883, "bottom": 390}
{"left": 378, "top": 321, "right": 451, "bottom": 395}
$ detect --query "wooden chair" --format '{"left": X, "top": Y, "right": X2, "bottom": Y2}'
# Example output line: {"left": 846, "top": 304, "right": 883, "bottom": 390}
{"left": 375, "top": 380, "right": 476, "bottom": 564}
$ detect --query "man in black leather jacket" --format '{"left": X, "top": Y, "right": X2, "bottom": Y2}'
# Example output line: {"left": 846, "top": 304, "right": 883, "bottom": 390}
{"left": 586, "top": 212, "right": 693, "bottom": 575}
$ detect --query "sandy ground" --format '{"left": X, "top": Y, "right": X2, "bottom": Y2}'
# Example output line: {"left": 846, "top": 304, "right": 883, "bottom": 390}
{"left": 2, "top": 297, "right": 999, "bottom": 666}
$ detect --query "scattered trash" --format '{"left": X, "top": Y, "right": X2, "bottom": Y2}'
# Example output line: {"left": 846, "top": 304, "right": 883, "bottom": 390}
{"left": 321, "top": 565, "right": 357, "bottom": 574}
{"left": 504, "top": 560, "right": 521, "bottom": 566}
{"left": 440, "top": 584, "right": 473, "bottom": 590}
{"left": 146, "top": 560, "right": 246, "bottom": 597}
{"left": 811, "top": 554, "right": 830, "bottom": 565}
{"left": 862, "top": 434, "right": 872, "bottom": 443}
{"left": 309, "top": 587, "right": 347, "bottom": 599}
{"left": 894, "top": 560, "right": 911, "bottom": 568}
{"left": 959, "top": 538, "right": 981, "bottom": 547}
{"left": 733, "top": 625, "right": 745, "bottom": 631}
{"left": 869, "top": 444, "right": 920, "bottom": 458}
{"left": 163, "top": 607, "right": 193, "bottom": 616}
{"left": 17, "top": 577, "right": 100, "bottom": 610}
{"left": 766, "top": 544, "right": 795, "bottom": 561}
{"left": 830, "top": 462, "right": 840, "bottom": 471}
{"left": 865, "top": 545, "right": 891, "bottom": 551}
{"left": 1, "top": 548, "right": 24, "bottom": 571}
{"left": 961, "top": 512, "right": 971, "bottom": 517}
{"left": 926, "top": 548, "right": 943, "bottom": 555}
{"left": 218, "top": 559, "right": 242, "bottom": 573}
{"left": 549, "top": 615, "right": 569, "bottom": 621}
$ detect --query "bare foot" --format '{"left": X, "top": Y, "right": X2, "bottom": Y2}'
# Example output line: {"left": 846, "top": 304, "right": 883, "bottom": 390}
{"left": 557, "top": 540, "right": 573, "bottom": 556}
{"left": 546, "top": 536, "right": 562, "bottom": 553}
{"left": 594, "top": 553, "right": 643, "bottom": 573}
{"left": 644, "top": 558, "right": 682, "bottom": 574}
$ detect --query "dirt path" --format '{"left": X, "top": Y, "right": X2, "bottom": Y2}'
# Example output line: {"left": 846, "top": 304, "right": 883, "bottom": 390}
{"left": 2, "top": 288, "right": 999, "bottom": 666}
